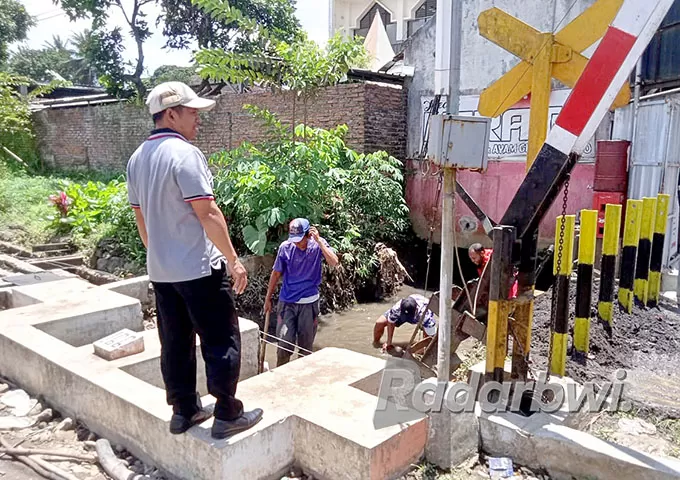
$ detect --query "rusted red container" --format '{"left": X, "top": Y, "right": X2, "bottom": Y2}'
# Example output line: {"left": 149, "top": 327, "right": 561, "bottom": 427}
{"left": 594, "top": 140, "right": 630, "bottom": 192}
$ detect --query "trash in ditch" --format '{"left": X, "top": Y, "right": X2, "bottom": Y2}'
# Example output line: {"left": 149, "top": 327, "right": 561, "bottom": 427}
{"left": 488, "top": 457, "right": 514, "bottom": 479}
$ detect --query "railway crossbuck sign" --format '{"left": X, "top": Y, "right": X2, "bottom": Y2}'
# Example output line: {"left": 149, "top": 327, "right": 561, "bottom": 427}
{"left": 477, "top": 0, "right": 632, "bottom": 168}
{"left": 484, "top": 0, "right": 675, "bottom": 383}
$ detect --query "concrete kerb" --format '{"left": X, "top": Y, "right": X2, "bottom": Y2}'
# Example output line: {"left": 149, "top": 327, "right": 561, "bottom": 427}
{"left": 101, "top": 275, "right": 155, "bottom": 309}
{"left": 0, "top": 272, "right": 428, "bottom": 479}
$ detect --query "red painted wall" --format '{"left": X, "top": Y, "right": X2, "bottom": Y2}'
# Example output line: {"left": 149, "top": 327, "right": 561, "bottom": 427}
{"left": 406, "top": 160, "right": 596, "bottom": 247}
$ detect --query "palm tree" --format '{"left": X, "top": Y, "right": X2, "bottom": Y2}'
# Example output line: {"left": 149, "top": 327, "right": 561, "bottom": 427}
{"left": 42, "top": 35, "right": 69, "bottom": 52}
{"left": 67, "top": 30, "right": 98, "bottom": 86}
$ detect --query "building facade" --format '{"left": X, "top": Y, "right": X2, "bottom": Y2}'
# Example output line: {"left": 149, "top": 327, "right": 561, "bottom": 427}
{"left": 332, "top": 0, "right": 436, "bottom": 51}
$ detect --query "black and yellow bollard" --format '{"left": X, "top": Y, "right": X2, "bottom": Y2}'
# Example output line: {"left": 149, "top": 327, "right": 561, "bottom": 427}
{"left": 486, "top": 225, "right": 516, "bottom": 384}
{"left": 598, "top": 204, "right": 622, "bottom": 331}
{"left": 618, "top": 199, "right": 643, "bottom": 313}
{"left": 574, "top": 210, "right": 597, "bottom": 360}
{"left": 551, "top": 215, "right": 575, "bottom": 377}
{"left": 634, "top": 197, "right": 657, "bottom": 306}
{"left": 648, "top": 194, "right": 670, "bottom": 307}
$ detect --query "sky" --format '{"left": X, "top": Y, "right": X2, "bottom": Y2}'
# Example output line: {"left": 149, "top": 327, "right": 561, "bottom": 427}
{"left": 15, "top": 0, "right": 331, "bottom": 75}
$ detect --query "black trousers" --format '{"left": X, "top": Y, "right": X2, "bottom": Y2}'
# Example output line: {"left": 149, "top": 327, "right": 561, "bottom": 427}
{"left": 152, "top": 265, "right": 244, "bottom": 421}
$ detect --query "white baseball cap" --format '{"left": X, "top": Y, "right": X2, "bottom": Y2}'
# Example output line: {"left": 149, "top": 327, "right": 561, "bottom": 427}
{"left": 146, "top": 81, "right": 216, "bottom": 115}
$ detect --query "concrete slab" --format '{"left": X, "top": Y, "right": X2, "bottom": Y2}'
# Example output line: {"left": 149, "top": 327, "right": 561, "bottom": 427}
{"left": 101, "top": 276, "right": 154, "bottom": 308}
{"left": 0, "top": 271, "right": 425, "bottom": 480}
{"left": 476, "top": 373, "right": 680, "bottom": 480}
{"left": 3, "top": 269, "right": 76, "bottom": 287}
{"left": 9, "top": 277, "right": 95, "bottom": 308}
{"left": 0, "top": 288, "right": 142, "bottom": 347}
{"left": 102, "top": 323, "right": 259, "bottom": 393}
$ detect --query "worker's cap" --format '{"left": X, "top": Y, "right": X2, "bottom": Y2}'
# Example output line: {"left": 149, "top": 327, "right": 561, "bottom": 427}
{"left": 146, "top": 81, "right": 216, "bottom": 115}
{"left": 288, "top": 218, "right": 310, "bottom": 243}
{"left": 399, "top": 297, "right": 418, "bottom": 323}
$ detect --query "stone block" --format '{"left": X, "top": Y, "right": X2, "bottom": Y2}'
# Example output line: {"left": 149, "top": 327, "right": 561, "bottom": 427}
{"left": 94, "top": 329, "right": 144, "bottom": 361}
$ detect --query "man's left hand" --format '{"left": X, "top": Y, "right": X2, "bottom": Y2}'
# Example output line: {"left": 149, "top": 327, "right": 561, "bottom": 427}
{"left": 309, "top": 226, "right": 320, "bottom": 241}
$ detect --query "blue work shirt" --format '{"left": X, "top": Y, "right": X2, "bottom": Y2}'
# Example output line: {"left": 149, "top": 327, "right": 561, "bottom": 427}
{"left": 273, "top": 238, "right": 331, "bottom": 303}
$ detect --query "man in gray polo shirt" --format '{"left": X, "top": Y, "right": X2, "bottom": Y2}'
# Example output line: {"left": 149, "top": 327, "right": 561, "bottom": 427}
{"left": 126, "top": 81, "right": 262, "bottom": 440}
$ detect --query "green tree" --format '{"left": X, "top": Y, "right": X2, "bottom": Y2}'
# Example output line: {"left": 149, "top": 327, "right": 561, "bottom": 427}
{"left": 193, "top": 0, "right": 367, "bottom": 131}
{"left": 58, "top": 0, "right": 155, "bottom": 97}
{"left": 66, "top": 30, "right": 99, "bottom": 85}
{"left": 161, "top": 0, "right": 301, "bottom": 51}
{"left": 0, "top": 0, "right": 34, "bottom": 66}
{"left": 0, "top": 73, "right": 63, "bottom": 169}
{"left": 7, "top": 46, "right": 72, "bottom": 83}
{"left": 8, "top": 32, "right": 99, "bottom": 85}
{"left": 149, "top": 64, "right": 199, "bottom": 87}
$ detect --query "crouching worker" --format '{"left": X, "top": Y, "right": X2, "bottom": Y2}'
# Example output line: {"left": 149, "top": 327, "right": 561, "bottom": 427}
{"left": 264, "top": 219, "right": 339, "bottom": 367}
{"left": 373, "top": 294, "right": 437, "bottom": 350}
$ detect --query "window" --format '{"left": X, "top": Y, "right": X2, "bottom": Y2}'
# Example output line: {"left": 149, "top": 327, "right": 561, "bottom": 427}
{"left": 415, "top": 0, "right": 437, "bottom": 19}
{"left": 359, "top": 3, "right": 392, "bottom": 30}
{"left": 408, "top": 0, "right": 436, "bottom": 37}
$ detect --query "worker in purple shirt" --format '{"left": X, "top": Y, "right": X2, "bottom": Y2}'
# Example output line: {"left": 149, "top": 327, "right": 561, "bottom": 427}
{"left": 264, "top": 218, "right": 339, "bottom": 367}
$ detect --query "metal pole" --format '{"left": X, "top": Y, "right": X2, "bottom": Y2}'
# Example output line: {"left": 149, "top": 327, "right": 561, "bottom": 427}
{"left": 437, "top": 168, "right": 455, "bottom": 381}
{"left": 448, "top": 0, "right": 462, "bottom": 115}
{"left": 435, "top": 0, "right": 463, "bottom": 382}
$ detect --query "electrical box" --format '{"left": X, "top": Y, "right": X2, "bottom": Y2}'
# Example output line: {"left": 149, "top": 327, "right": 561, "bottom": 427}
{"left": 427, "top": 115, "right": 491, "bottom": 170}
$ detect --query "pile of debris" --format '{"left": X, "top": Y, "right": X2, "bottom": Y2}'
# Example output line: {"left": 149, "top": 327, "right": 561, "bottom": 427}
{"left": 399, "top": 455, "right": 551, "bottom": 480}
{"left": 0, "top": 380, "right": 167, "bottom": 480}
{"left": 530, "top": 278, "right": 680, "bottom": 384}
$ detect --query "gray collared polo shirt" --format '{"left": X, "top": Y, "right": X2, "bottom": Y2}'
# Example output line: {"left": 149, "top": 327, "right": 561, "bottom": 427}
{"left": 126, "top": 129, "right": 223, "bottom": 283}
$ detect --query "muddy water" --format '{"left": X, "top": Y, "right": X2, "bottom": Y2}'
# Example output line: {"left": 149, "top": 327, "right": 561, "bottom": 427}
{"left": 263, "top": 285, "right": 430, "bottom": 368}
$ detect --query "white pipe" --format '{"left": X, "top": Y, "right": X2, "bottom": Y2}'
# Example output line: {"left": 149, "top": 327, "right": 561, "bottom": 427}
{"left": 627, "top": 59, "right": 643, "bottom": 198}
{"left": 640, "top": 85, "right": 680, "bottom": 101}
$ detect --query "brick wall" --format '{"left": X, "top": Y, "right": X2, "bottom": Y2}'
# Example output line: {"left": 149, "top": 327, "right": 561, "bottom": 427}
{"left": 33, "top": 83, "right": 406, "bottom": 171}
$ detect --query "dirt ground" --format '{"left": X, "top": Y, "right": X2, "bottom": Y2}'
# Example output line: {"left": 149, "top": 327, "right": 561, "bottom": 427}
{"left": 530, "top": 277, "right": 680, "bottom": 386}
{"left": 399, "top": 456, "right": 551, "bottom": 480}
{"left": 0, "top": 380, "right": 166, "bottom": 480}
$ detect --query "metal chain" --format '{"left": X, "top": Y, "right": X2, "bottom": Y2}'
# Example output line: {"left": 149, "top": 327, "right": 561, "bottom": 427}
{"left": 545, "top": 175, "right": 570, "bottom": 385}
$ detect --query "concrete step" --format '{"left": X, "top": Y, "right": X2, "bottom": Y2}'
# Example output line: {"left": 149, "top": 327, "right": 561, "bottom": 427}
{"left": 28, "top": 254, "right": 84, "bottom": 269}
{"left": 32, "top": 243, "right": 72, "bottom": 253}
{"left": 0, "top": 254, "right": 43, "bottom": 274}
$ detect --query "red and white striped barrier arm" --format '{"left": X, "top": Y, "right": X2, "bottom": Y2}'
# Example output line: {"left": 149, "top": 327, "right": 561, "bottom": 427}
{"left": 502, "top": 0, "right": 674, "bottom": 238}
{"left": 550, "top": 0, "right": 675, "bottom": 155}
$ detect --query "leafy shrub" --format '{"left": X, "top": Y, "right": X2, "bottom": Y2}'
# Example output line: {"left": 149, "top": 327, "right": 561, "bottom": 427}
{"left": 210, "top": 106, "right": 409, "bottom": 278}
{"left": 47, "top": 177, "right": 145, "bottom": 266}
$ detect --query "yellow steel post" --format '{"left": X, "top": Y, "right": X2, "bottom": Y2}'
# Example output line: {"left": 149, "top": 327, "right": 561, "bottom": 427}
{"left": 634, "top": 197, "right": 657, "bottom": 305}
{"left": 597, "top": 204, "right": 622, "bottom": 331}
{"left": 618, "top": 199, "right": 643, "bottom": 312}
{"left": 551, "top": 215, "right": 575, "bottom": 376}
{"left": 574, "top": 210, "right": 597, "bottom": 358}
{"left": 527, "top": 33, "right": 554, "bottom": 168}
{"left": 648, "top": 194, "right": 670, "bottom": 307}
{"left": 485, "top": 226, "right": 515, "bottom": 383}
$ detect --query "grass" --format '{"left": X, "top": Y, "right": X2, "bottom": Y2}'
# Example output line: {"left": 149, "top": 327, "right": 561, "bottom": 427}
{"left": 0, "top": 163, "right": 126, "bottom": 249}
{"left": 0, "top": 167, "right": 61, "bottom": 246}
